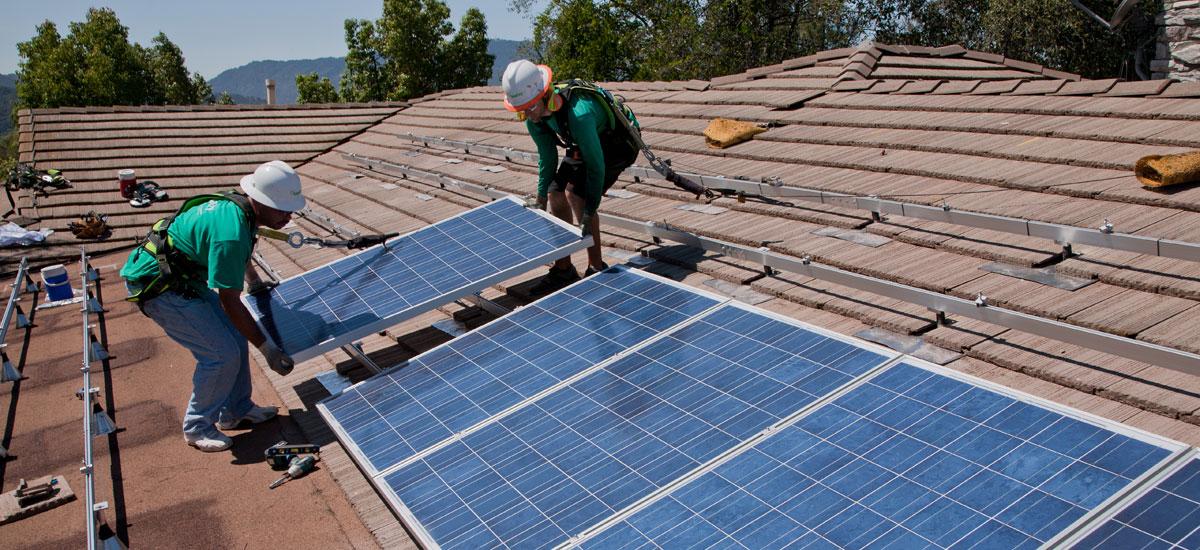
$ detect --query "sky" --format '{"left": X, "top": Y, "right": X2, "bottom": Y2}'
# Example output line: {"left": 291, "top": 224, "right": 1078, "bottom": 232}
{"left": 0, "top": 0, "right": 543, "bottom": 78}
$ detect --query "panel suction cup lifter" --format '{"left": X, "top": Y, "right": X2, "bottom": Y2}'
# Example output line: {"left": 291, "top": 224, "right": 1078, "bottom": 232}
{"left": 257, "top": 227, "right": 399, "bottom": 250}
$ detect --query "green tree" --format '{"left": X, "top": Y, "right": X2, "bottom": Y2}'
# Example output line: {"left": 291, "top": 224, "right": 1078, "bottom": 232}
{"left": 340, "top": 19, "right": 387, "bottom": 102}
{"left": 296, "top": 72, "right": 340, "bottom": 103}
{"left": 339, "top": 0, "right": 493, "bottom": 101}
{"left": 144, "top": 33, "right": 212, "bottom": 104}
{"left": 531, "top": 0, "right": 635, "bottom": 81}
{"left": 217, "top": 91, "right": 235, "bottom": 105}
{"left": 14, "top": 8, "right": 211, "bottom": 110}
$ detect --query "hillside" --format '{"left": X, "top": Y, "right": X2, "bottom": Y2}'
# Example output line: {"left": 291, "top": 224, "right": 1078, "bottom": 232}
{"left": 1, "top": 73, "right": 15, "bottom": 134}
{"left": 208, "top": 39, "right": 525, "bottom": 104}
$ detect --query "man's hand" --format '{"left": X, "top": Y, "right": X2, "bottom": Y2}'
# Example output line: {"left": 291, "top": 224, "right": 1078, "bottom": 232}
{"left": 580, "top": 211, "right": 594, "bottom": 237}
{"left": 257, "top": 340, "right": 294, "bottom": 376}
{"left": 525, "top": 195, "right": 547, "bottom": 211}
{"left": 246, "top": 279, "right": 278, "bottom": 295}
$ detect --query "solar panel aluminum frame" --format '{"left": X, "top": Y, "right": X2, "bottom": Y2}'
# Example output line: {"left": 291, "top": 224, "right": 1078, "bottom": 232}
{"left": 1047, "top": 449, "right": 1200, "bottom": 549}
{"left": 244, "top": 196, "right": 591, "bottom": 363}
{"left": 316, "top": 267, "right": 733, "bottom": 549}
{"left": 568, "top": 354, "right": 1192, "bottom": 549}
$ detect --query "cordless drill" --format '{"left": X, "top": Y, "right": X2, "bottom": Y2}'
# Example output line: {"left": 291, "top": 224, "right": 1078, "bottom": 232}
{"left": 269, "top": 455, "right": 318, "bottom": 489}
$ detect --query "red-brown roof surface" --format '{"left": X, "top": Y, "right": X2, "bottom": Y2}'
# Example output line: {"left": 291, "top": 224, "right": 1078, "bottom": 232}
{"left": 9, "top": 43, "right": 1200, "bottom": 546}
{"left": 10, "top": 102, "right": 405, "bottom": 270}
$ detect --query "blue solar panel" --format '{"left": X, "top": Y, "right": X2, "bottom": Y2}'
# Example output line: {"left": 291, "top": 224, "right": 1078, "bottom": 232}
{"left": 376, "top": 304, "right": 894, "bottom": 549}
{"left": 1072, "top": 457, "right": 1200, "bottom": 549}
{"left": 320, "top": 266, "right": 722, "bottom": 474}
{"left": 591, "top": 362, "right": 1176, "bottom": 549}
{"left": 244, "top": 197, "right": 586, "bottom": 361}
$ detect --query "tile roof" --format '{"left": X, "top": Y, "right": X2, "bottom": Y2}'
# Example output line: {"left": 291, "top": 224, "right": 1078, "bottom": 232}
{"left": 11, "top": 42, "right": 1200, "bottom": 545}
{"left": 11, "top": 102, "right": 405, "bottom": 268}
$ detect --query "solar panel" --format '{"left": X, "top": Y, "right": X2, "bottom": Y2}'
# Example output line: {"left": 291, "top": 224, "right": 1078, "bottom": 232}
{"left": 375, "top": 303, "right": 895, "bottom": 549}
{"left": 586, "top": 361, "right": 1183, "bottom": 549}
{"left": 1069, "top": 456, "right": 1200, "bottom": 549}
{"left": 244, "top": 197, "right": 588, "bottom": 362}
{"left": 319, "top": 266, "right": 723, "bottom": 475}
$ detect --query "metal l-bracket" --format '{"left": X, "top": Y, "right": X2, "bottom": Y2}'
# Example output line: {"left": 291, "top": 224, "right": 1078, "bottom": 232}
{"left": 341, "top": 343, "right": 382, "bottom": 375}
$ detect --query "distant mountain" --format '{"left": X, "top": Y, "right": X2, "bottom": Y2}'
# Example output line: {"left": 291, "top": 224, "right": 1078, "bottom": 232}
{"left": 1, "top": 73, "right": 16, "bottom": 134}
{"left": 489, "top": 39, "right": 525, "bottom": 84}
{"left": 207, "top": 39, "right": 526, "bottom": 104}
{"left": 210, "top": 57, "right": 344, "bottom": 105}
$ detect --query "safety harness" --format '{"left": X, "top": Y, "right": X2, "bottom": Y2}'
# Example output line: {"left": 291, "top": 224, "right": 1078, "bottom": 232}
{"left": 540, "top": 79, "right": 640, "bottom": 151}
{"left": 125, "top": 190, "right": 256, "bottom": 303}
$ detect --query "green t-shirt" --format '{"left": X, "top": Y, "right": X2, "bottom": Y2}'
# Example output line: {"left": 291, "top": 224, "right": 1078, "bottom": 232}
{"left": 120, "top": 198, "right": 253, "bottom": 293}
{"left": 528, "top": 91, "right": 612, "bottom": 214}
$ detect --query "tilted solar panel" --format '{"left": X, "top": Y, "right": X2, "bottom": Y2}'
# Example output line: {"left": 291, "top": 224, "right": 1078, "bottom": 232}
{"left": 244, "top": 197, "right": 588, "bottom": 362}
{"left": 1068, "top": 456, "right": 1200, "bottom": 549}
{"left": 378, "top": 303, "right": 895, "bottom": 548}
{"left": 320, "top": 266, "right": 723, "bottom": 475}
{"left": 586, "top": 362, "right": 1183, "bottom": 550}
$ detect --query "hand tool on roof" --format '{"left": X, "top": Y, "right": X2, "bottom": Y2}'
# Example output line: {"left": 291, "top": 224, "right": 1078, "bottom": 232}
{"left": 264, "top": 441, "right": 321, "bottom": 470}
{"left": 257, "top": 227, "right": 399, "bottom": 250}
{"left": 269, "top": 454, "right": 318, "bottom": 489}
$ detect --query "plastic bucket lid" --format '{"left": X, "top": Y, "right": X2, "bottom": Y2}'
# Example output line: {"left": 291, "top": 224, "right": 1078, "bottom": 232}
{"left": 118, "top": 169, "right": 135, "bottom": 181}
{"left": 40, "top": 264, "right": 67, "bottom": 283}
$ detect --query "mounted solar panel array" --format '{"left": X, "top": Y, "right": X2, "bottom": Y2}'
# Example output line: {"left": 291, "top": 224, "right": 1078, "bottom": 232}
{"left": 1065, "top": 455, "right": 1200, "bottom": 549}
{"left": 319, "top": 265, "right": 1190, "bottom": 549}
{"left": 244, "top": 197, "right": 588, "bottom": 362}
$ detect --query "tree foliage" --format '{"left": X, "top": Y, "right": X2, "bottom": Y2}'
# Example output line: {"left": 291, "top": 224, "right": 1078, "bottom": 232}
{"left": 518, "top": 0, "right": 1159, "bottom": 82}
{"left": 15, "top": 8, "right": 212, "bottom": 110}
{"left": 296, "top": 72, "right": 340, "bottom": 103}
{"left": 339, "top": 0, "right": 495, "bottom": 102}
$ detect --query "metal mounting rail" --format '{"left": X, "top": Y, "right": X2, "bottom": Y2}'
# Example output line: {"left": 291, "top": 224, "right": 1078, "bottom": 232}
{"left": 0, "top": 258, "right": 30, "bottom": 347}
{"left": 395, "top": 132, "right": 1200, "bottom": 264}
{"left": 341, "top": 152, "right": 511, "bottom": 201}
{"left": 601, "top": 215, "right": 1200, "bottom": 377}
{"left": 78, "top": 250, "right": 98, "bottom": 550}
{"left": 345, "top": 149, "right": 1200, "bottom": 377}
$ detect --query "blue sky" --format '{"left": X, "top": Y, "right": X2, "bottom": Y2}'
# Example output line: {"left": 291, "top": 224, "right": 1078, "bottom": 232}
{"left": 0, "top": 0, "right": 542, "bottom": 78}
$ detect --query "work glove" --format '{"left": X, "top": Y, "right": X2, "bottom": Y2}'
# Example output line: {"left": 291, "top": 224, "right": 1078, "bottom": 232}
{"left": 246, "top": 279, "right": 278, "bottom": 295}
{"left": 258, "top": 340, "right": 294, "bottom": 376}
{"left": 525, "top": 195, "right": 547, "bottom": 211}
{"left": 580, "top": 211, "right": 594, "bottom": 238}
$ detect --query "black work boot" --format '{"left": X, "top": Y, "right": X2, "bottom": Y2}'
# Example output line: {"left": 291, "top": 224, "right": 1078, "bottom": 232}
{"left": 529, "top": 265, "right": 580, "bottom": 294}
{"left": 584, "top": 262, "right": 610, "bottom": 277}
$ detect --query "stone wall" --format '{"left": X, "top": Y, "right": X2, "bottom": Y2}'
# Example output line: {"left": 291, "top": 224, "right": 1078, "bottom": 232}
{"left": 1156, "top": 0, "right": 1200, "bottom": 80}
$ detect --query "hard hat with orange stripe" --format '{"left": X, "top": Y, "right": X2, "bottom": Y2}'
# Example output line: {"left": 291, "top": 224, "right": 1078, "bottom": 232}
{"left": 502, "top": 59, "right": 553, "bottom": 112}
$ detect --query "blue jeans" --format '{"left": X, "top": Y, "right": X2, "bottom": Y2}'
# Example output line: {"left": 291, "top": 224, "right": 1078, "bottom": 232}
{"left": 139, "top": 288, "right": 253, "bottom": 437}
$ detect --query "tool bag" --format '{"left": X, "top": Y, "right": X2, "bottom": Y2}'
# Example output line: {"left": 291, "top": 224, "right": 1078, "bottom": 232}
{"left": 125, "top": 190, "right": 256, "bottom": 303}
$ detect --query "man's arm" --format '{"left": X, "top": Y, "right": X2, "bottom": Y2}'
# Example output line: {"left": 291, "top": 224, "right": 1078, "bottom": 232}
{"left": 567, "top": 108, "right": 606, "bottom": 215}
{"left": 527, "top": 120, "right": 558, "bottom": 201}
{"left": 218, "top": 287, "right": 266, "bottom": 347}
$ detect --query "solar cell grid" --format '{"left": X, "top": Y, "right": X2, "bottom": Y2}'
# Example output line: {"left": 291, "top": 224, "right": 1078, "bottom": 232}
{"left": 1071, "top": 457, "right": 1200, "bottom": 549}
{"left": 378, "top": 303, "right": 895, "bottom": 549}
{"left": 588, "top": 362, "right": 1176, "bottom": 549}
{"left": 320, "top": 267, "right": 722, "bottom": 474}
{"left": 246, "top": 197, "right": 586, "bottom": 361}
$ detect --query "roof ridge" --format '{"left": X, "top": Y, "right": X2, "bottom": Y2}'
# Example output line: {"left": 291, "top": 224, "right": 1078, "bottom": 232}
{"left": 19, "top": 101, "right": 409, "bottom": 116}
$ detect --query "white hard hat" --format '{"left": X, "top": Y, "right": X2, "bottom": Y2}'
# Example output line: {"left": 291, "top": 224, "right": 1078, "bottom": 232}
{"left": 502, "top": 59, "right": 552, "bottom": 112}
{"left": 240, "top": 160, "right": 306, "bottom": 212}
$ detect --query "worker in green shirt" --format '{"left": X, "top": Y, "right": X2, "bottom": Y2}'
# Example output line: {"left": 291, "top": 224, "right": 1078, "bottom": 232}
{"left": 120, "top": 160, "right": 305, "bottom": 452}
{"left": 502, "top": 59, "right": 638, "bottom": 293}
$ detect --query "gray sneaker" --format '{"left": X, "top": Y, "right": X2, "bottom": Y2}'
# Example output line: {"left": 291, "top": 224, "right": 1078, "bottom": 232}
{"left": 185, "top": 430, "right": 233, "bottom": 452}
{"left": 216, "top": 405, "right": 278, "bottom": 431}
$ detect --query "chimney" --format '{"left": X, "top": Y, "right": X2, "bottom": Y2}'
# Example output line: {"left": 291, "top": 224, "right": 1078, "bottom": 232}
{"left": 265, "top": 79, "right": 277, "bottom": 105}
{"left": 1154, "top": 2, "right": 1200, "bottom": 80}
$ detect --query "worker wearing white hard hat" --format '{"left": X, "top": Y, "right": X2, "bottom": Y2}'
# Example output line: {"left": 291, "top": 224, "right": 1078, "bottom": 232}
{"left": 120, "top": 160, "right": 306, "bottom": 452}
{"left": 502, "top": 59, "right": 638, "bottom": 293}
